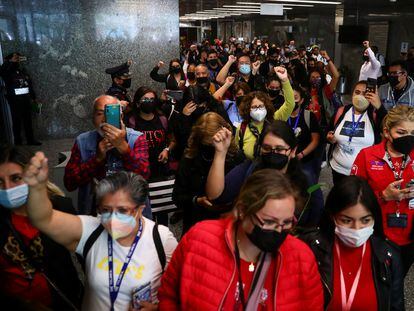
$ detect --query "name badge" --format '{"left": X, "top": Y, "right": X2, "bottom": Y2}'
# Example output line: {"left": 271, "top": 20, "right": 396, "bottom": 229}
{"left": 342, "top": 143, "right": 354, "bottom": 155}
{"left": 14, "top": 87, "right": 29, "bottom": 95}
{"left": 387, "top": 213, "right": 408, "bottom": 228}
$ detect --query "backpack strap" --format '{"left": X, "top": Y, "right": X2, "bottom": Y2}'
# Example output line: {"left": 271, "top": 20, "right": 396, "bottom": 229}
{"left": 83, "top": 224, "right": 104, "bottom": 259}
{"left": 153, "top": 224, "right": 166, "bottom": 272}
{"left": 239, "top": 121, "right": 248, "bottom": 152}
{"left": 304, "top": 110, "right": 311, "bottom": 129}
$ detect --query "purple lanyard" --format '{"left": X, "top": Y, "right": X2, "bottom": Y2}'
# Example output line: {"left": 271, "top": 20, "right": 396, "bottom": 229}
{"left": 108, "top": 220, "right": 143, "bottom": 310}
{"left": 348, "top": 108, "right": 364, "bottom": 143}
{"left": 288, "top": 110, "right": 301, "bottom": 132}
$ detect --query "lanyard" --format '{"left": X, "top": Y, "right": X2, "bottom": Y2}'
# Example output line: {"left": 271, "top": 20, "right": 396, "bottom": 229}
{"left": 348, "top": 108, "right": 364, "bottom": 143}
{"left": 288, "top": 110, "right": 301, "bottom": 132}
{"left": 335, "top": 240, "right": 367, "bottom": 311}
{"left": 234, "top": 224, "right": 265, "bottom": 310}
{"left": 385, "top": 149, "right": 408, "bottom": 182}
{"left": 108, "top": 220, "right": 143, "bottom": 310}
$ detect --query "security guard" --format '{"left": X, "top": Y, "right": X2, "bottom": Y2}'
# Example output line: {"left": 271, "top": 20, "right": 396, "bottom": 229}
{"left": 105, "top": 60, "right": 133, "bottom": 104}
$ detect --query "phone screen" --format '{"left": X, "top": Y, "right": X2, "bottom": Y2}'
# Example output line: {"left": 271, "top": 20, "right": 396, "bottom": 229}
{"left": 104, "top": 104, "right": 121, "bottom": 129}
{"left": 366, "top": 78, "right": 377, "bottom": 93}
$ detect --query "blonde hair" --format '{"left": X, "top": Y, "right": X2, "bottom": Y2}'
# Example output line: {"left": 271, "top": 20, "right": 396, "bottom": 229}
{"left": 383, "top": 105, "right": 414, "bottom": 132}
{"left": 234, "top": 169, "right": 299, "bottom": 218}
{"left": 185, "top": 112, "right": 238, "bottom": 159}
{"left": 47, "top": 181, "right": 65, "bottom": 197}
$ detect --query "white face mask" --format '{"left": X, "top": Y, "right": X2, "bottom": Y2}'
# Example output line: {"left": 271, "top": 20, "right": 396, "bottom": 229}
{"left": 335, "top": 223, "right": 374, "bottom": 248}
{"left": 352, "top": 94, "right": 370, "bottom": 112}
{"left": 250, "top": 107, "right": 267, "bottom": 122}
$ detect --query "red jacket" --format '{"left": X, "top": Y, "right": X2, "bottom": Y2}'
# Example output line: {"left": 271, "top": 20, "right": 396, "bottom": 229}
{"left": 158, "top": 217, "right": 324, "bottom": 311}
{"left": 352, "top": 140, "right": 414, "bottom": 245}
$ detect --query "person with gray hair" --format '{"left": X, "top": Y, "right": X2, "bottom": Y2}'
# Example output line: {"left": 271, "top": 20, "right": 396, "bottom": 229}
{"left": 23, "top": 151, "right": 178, "bottom": 311}
{"left": 63, "top": 94, "right": 150, "bottom": 215}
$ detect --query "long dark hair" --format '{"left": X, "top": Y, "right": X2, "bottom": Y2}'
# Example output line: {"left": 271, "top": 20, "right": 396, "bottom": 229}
{"left": 320, "top": 175, "right": 385, "bottom": 238}
{"left": 132, "top": 86, "right": 158, "bottom": 112}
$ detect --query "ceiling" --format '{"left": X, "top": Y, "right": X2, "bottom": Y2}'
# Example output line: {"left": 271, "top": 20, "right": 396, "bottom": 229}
{"left": 179, "top": 0, "right": 413, "bottom": 21}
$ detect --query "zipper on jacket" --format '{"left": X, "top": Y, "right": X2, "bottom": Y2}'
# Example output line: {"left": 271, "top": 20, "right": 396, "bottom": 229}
{"left": 218, "top": 232, "right": 237, "bottom": 310}
{"left": 273, "top": 251, "right": 282, "bottom": 310}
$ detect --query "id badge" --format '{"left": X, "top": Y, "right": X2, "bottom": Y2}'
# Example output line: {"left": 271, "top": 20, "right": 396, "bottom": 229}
{"left": 132, "top": 282, "right": 151, "bottom": 309}
{"left": 387, "top": 213, "right": 408, "bottom": 228}
{"left": 14, "top": 87, "right": 29, "bottom": 95}
{"left": 342, "top": 143, "right": 354, "bottom": 155}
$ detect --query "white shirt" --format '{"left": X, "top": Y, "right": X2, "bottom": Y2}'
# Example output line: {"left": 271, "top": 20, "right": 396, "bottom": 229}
{"left": 76, "top": 216, "right": 178, "bottom": 311}
{"left": 330, "top": 108, "right": 375, "bottom": 175}
{"left": 359, "top": 48, "right": 382, "bottom": 81}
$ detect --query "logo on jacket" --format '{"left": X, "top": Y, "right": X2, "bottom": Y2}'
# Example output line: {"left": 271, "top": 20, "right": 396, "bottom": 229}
{"left": 370, "top": 160, "right": 385, "bottom": 171}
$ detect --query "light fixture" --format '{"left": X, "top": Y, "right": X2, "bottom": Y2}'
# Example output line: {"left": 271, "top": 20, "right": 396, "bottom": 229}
{"left": 269, "top": 0, "right": 341, "bottom": 4}
{"left": 236, "top": 2, "right": 314, "bottom": 7}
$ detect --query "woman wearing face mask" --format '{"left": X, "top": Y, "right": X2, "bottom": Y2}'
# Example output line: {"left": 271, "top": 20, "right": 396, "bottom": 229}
{"left": 266, "top": 74, "right": 285, "bottom": 110}
{"left": 127, "top": 87, "right": 176, "bottom": 180}
{"left": 213, "top": 77, "right": 251, "bottom": 128}
{"left": 150, "top": 58, "right": 185, "bottom": 90}
{"left": 236, "top": 66, "right": 295, "bottom": 159}
{"left": 206, "top": 120, "right": 321, "bottom": 227}
{"left": 0, "top": 145, "right": 82, "bottom": 310}
{"left": 24, "top": 154, "right": 178, "bottom": 311}
{"left": 327, "top": 81, "right": 386, "bottom": 186}
{"left": 160, "top": 170, "right": 324, "bottom": 310}
{"left": 173, "top": 112, "right": 243, "bottom": 234}
{"left": 352, "top": 105, "right": 414, "bottom": 277}
{"left": 300, "top": 176, "right": 404, "bottom": 311}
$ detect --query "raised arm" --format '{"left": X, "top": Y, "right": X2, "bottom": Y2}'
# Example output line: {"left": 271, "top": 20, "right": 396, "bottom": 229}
{"left": 213, "top": 76, "right": 235, "bottom": 101}
{"left": 273, "top": 66, "right": 295, "bottom": 121}
{"left": 205, "top": 127, "right": 232, "bottom": 200}
{"left": 216, "top": 55, "right": 237, "bottom": 86}
{"left": 320, "top": 50, "right": 340, "bottom": 91}
{"left": 24, "top": 152, "right": 82, "bottom": 252}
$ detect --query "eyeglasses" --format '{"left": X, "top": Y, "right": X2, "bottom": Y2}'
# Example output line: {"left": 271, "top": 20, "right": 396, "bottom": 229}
{"left": 388, "top": 71, "right": 405, "bottom": 77}
{"left": 261, "top": 144, "right": 290, "bottom": 155}
{"left": 252, "top": 214, "right": 295, "bottom": 231}
{"left": 98, "top": 205, "right": 138, "bottom": 216}
{"left": 251, "top": 106, "right": 265, "bottom": 111}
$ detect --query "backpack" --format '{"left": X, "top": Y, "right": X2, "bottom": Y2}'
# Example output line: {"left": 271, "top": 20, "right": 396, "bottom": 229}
{"left": 82, "top": 223, "right": 167, "bottom": 272}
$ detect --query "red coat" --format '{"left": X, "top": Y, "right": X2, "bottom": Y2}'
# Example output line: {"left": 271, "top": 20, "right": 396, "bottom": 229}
{"left": 352, "top": 140, "right": 414, "bottom": 245}
{"left": 158, "top": 217, "right": 324, "bottom": 311}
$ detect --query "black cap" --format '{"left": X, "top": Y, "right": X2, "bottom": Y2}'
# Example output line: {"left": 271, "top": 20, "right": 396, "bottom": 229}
{"left": 105, "top": 62, "right": 131, "bottom": 78}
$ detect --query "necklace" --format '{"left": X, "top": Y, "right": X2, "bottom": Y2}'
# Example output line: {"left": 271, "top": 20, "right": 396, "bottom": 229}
{"left": 237, "top": 239, "right": 258, "bottom": 272}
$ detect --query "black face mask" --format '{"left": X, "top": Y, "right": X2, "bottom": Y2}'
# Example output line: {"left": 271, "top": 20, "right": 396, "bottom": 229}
{"left": 139, "top": 99, "right": 156, "bottom": 114}
{"left": 122, "top": 78, "right": 132, "bottom": 89}
{"left": 391, "top": 135, "right": 414, "bottom": 155}
{"left": 389, "top": 76, "right": 400, "bottom": 88}
{"left": 294, "top": 102, "right": 300, "bottom": 111}
{"left": 268, "top": 89, "right": 280, "bottom": 98}
{"left": 247, "top": 222, "right": 288, "bottom": 252}
{"left": 171, "top": 66, "right": 181, "bottom": 74}
{"left": 236, "top": 96, "right": 245, "bottom": 106}
{"left": 187, "top": 72, "right": 196, "bottom": 80}
{"left": 196, "top": 76, "right": 209, "bottom": 86}
{"left": 208, "top": 59, "right": 218, "bottom": 67}
{"left": 363, "top": 55, "right": 370, "bottom": 62}
{"left": 199, "top": 144, "right": 216, "bottom": 161}
{"left": 260, "top": 153, "right": 289, "bottom": 170}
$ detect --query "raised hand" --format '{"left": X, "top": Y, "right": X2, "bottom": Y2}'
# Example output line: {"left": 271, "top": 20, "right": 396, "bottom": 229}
{"left": 365, "top": 88, "right": 381, "bottom": 109}
{"left": 212, "top": 127, "right": 232, "bottom": 154}
{"left": 101, "top": 123, "right": 128, "bottom": 153}
{"left": 363, "top": 41, "right": 370, "bottom": 49}
{"left": 225, "top": 75, "right": 235, "bottom": 86}
{"left": 228, "top": 55, "right": 237, "bottom": 64}
{"left": 23, "top": 152, "right": 49, "bottom": 188}
{"left": 158, "top": 61, "right": 165, "bottom": 68}
{"left": 274, "top": 66, "right": 288, "bottom": 82}
{"left": 182, "top": 101, "right": 197, "bottom": 116}
{"left": 320, "top": 50, "right": 329, "bottom": 59}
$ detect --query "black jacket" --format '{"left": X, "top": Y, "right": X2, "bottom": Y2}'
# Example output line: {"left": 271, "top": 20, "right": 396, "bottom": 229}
{"left": 299, "top": 228, "right": 405, "bottom": 311}
{"left": 0, "top": 196, "right": 83, "bottom": 310}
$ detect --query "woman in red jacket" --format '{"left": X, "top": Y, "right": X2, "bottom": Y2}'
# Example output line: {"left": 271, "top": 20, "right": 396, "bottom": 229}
{"left": 158, "top": 170, "right": 324, "bottom": 311}
{"left": 352, "top": 105, "right": 414, "bottom": 276}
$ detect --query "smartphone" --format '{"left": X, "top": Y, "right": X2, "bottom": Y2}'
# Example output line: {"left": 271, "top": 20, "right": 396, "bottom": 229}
{"left": 132, "top": 283, "right": 151, "bottom": 309}
{"left": 366, "top": 78, "right": 377, "bottom": 93}
{"left": 104, "top": 104, "right": 121, "bottom": 129}
{"left": 166, "top": 90, "right": 183, "bottom": 102}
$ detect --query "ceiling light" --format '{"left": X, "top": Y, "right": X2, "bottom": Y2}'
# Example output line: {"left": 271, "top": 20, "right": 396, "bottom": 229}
{"left": 236, "top": 2, "right": 314, "bottom": 7}
{"left": 269, "top": 0, "right": 341, "bottom": 4}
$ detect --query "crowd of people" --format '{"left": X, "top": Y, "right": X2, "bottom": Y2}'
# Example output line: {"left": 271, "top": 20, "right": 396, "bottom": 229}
{"left": 1, "top": 36, "right": 414, "bottom": 310}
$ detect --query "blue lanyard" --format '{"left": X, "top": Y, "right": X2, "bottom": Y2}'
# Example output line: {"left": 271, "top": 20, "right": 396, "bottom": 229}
{"left": 288, "top": 110, "right": 301, "bottom": 132}
{"left": 348, "top": 108, "right": 364, "bottom": 143}
{"left": 108, "top": 220, "right": 143, "bottom": 310}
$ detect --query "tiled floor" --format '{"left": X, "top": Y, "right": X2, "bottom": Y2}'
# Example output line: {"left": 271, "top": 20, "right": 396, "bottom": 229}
{"left": 31, "top": 138, "right": 414, "bottom": 309}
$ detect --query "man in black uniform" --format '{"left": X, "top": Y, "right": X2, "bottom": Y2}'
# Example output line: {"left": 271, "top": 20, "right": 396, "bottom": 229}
{"left": 105, "top": 60, "right": 133, "bottom": 105}
{"left": 0, "top": 52, "right": 41, "bottom": 145}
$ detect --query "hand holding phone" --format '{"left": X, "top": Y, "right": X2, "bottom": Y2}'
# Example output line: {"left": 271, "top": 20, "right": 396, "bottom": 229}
{"left": 105, "top": 104, "right": 121, "bottom": 129}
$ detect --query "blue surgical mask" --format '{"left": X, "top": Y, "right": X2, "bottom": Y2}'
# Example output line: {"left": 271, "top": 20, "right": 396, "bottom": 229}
{"left": 100, "top": 211, "right": 137, "bottom": 240}
{"left": 239, "top": 64, "right": 251, "bottom": 75}
{"left": 0, "top": 184, "right": 29, "bottom": 209}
